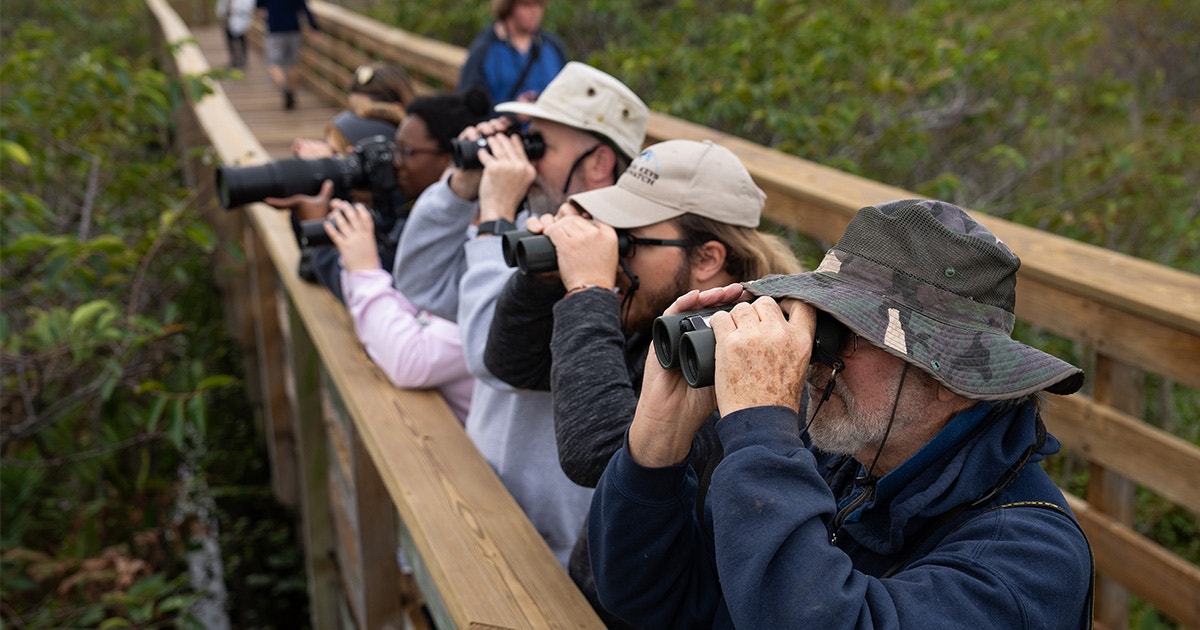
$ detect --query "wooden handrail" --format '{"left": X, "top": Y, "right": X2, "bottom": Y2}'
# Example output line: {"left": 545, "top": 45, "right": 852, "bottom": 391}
{"left": 160, "top": 1, "right": 1200, "bottom": 627}
{"left": 147, "top": 0, "right": 604, "bottom": 627}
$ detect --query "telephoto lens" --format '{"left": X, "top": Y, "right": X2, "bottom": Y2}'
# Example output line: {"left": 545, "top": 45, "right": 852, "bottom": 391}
{"left": 215, "top": 135, "right": 395, "bottom": 209}
{"left": 450, "top": 132, "right": 546, "bottom": 170}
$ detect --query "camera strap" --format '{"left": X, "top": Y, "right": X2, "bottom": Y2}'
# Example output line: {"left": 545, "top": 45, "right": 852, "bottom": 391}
{"left": 506, "top": 32, "right": 542, "bottom": 102}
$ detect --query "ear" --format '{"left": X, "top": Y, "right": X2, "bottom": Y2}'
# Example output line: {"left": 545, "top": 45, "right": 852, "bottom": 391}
{"left": 689, "top": 240, "right": 728, "bottom": 286}
{"left": 585, "top": 144, "right": 620, "bottom": 188}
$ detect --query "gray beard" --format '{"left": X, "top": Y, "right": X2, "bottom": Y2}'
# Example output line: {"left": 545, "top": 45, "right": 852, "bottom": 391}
{"left": 524, "top": 180, "right": 564, "bottom": 218}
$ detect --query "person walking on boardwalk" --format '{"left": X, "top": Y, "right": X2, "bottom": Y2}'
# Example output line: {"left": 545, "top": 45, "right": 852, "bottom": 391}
{"left": 256, "top": 0, "right": 320, "bottom": 110}
{"left": 216, "top": 0, "right": 255, "bottom": 69}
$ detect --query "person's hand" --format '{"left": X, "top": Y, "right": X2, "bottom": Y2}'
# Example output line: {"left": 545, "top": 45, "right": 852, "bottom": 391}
{"left": 532, "top": 202, "right": 619, "bottom": 289}
{"left": 292, "top": 137, "right": 334, "bottom": 159}
{"left": 477, "top": 129, "right": 536, "bottom": 223}
{"left": 447, "top": 116, "right": 515, "bottom": 202}
{"left": 263, "top": 179, "right": 334, "bottom": 221}
{"left": 709, "top": 296, "right": 815, "bottom": 416}
{"left": 324, "top": 200, "right": 381, "bottom": 272}
{"left": 626, "top": 284, "right": 750, "bottom": 467}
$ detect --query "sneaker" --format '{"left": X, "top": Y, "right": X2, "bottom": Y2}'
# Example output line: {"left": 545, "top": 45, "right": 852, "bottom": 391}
{"left": 284, "top": 90, "right": 295, "bottom": 110}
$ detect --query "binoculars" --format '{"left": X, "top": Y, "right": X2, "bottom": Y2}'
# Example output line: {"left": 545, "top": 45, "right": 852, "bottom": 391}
{"left": 501, "top": 230, "right": 633, "bottom": 275}
{"left": 652, "top": 305, "right": 850, "bottom": 388}
{"left": 450, "top": 131, "right": 546, "bottom": 170}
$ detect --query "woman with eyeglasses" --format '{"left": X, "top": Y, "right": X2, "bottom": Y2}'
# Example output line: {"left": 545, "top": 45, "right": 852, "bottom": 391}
{"left": 317, "top": 89, "right": 492, "bottom": 423}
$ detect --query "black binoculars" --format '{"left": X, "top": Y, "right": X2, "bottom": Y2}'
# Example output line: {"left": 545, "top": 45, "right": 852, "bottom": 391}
{"left": 450, "top": 131, "right": 546, "bottom": 170}
{"left": 652, "top": 305, "right": 850, "bottom": 388}
{"left": 501, "top": 230, "right": 633, "bottom": 275}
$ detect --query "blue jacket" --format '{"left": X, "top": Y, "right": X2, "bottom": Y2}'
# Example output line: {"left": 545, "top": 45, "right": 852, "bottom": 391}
{"left": 457, "top": 25, "right": 568, "bottom": 107}
{"left": 589, "top": 401, "right": 1093, "bottom": 628}
{"left": 256, "top": 0, "right": 317, "bottom": 34}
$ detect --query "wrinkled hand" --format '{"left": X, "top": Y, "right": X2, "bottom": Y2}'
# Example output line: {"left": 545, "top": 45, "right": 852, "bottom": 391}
{"left": 709, "top": 297, "right": 815, "bottom": 416}
{"left": 324, "top": 199, "right": 380, "bottom": 272}
{"left": 627, "top": 284, "right": 749, "bottom": 467}
{"left": 263, "top": 179, "right": 334, "bottom": 221}
{"left": 534, "top": 202, "right": 619, "bottom": 289}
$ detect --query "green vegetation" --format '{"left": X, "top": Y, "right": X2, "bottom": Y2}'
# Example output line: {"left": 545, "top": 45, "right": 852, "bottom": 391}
{"left": 1, "top": 1, "right": 307, "bottom": 627}
{"left": 382, "top": 0, "right": 1199, "bottom": 272}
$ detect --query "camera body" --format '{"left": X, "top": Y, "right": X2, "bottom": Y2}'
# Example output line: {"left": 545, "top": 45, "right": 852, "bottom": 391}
{"left": 501, "top": 230, "right": 632, "bottom": 275}
{"left": 652, "top": 306, "right": 850, "bottom": 388}
{"left": 450, "top": 132, "right": 546, "bottom": 170}
{"left": 215, "top": 134, "right": 399, "bottom": 212}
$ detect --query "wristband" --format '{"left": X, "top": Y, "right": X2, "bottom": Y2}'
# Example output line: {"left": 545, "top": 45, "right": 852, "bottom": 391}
{"left": 565, "top": 284, "right": 615, "bottom": 297}
{"left": 477, "top": 218, "right": 517, "bottom": 236}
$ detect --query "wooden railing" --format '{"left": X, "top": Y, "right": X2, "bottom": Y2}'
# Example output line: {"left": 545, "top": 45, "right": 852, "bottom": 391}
{"left": 154, "top": 1, "right": 1200, "bottom": 628}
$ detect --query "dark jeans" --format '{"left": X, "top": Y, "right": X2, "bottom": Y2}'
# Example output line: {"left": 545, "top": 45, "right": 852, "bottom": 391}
{"left": 224, "top": 27, "right": 247, "bottom": 68}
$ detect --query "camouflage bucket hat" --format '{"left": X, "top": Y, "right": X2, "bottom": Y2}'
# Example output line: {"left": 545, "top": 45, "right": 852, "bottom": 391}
{"left": 743, "top": 199, "right": 1084, "bottom": 400}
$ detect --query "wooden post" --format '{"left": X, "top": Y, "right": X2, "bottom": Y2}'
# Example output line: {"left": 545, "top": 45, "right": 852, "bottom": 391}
{"left": 285, "top": 292, "right": 340, "bottom": 629}
{"left": 1088, "top": 357, "right": 1143, "bottom": 629}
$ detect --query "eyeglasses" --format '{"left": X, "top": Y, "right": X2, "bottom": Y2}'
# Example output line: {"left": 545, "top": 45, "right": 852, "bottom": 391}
{"left": 616, "top": 230, "right": 704, "bottom": 259}
{"left": 394, "top": 144, "right": 445, "bottom": 163}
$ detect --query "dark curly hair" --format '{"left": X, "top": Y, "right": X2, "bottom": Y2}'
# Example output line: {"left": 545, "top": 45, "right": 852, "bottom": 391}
{"left": 405, "top": 87, "right": 493, "bottom": 152}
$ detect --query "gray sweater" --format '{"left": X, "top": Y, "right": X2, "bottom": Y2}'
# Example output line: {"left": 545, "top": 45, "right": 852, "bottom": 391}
{"left": 394, "top": 178, "right": 593, "bottom": 567}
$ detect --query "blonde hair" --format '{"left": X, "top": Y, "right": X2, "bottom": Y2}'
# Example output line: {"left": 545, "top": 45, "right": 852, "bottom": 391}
{"left": 677, "top": 214, "right": 803, "bottom": 280}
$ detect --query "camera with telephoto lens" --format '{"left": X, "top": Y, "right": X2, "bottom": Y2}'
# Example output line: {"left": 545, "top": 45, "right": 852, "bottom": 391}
{"left": 500, "top": 230, "right": 634, "bottom": 275}
{"left": 214, "top": 134, "right": 398, "bottom": 213}
{"left": 215, "top": 135, "right": 401, "bottom": 248}
{"left": 652, "top": 306, "right": 850, "bottom": 388}
{"left": 450, "top": 131, "right": 546, "bottom": 170}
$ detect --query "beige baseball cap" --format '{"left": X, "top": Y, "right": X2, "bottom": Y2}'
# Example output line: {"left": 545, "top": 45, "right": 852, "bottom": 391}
{"left": 568, "top": 139, "right": 765, "bottom": 229}
{"left": 494, "top": 61, "right": 648, "bottom": 161}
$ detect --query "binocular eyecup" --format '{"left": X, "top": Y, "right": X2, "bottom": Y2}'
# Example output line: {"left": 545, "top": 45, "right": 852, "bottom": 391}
{"left": 651, "top": 306, "right": 850, "bottom": 388}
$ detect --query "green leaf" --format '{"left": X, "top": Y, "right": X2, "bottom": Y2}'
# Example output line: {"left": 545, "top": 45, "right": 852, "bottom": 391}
{"left": 157, "top": 594, "right": 193, "bottom": 613}
{"left": 1, "top": 139, "right": 32, "bottom": 166}
{"left": 197, "top": 374, "right": 235, "bottom": 391}
{"left": 168, "top": 399, "right": 186, "bottom": 450}
{"left": 98, "top": 618, "right": 133, "bottom": 629}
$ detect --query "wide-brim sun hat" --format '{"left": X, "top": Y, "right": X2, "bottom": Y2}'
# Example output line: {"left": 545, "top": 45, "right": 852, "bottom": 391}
{"left": 494, "top": 61, "right": 648, "bottom": 161}
{"left": 743, "top": 199, "right": 1084, "bottom": 400}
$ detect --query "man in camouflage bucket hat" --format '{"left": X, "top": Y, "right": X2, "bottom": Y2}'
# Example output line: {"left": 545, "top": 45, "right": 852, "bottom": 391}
{"left": 587, "top": 199, "right": 1093, "bottom": 629}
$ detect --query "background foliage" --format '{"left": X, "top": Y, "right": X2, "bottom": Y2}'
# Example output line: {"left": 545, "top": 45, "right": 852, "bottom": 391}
{"left": 377, "top": 0, "right": 1199, "bottom": 272}
{"left": 1, "top": 1, "right": 307, "bottom": 627}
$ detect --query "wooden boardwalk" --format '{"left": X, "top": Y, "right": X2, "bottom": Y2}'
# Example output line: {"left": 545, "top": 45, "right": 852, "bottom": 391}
{"left": 191, "top": 25, "right": 340, "bottom": 160}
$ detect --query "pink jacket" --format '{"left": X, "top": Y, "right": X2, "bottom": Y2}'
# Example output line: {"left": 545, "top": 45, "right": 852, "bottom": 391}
{"left": 341, "top": 268, "right": 474, "bottom": 423}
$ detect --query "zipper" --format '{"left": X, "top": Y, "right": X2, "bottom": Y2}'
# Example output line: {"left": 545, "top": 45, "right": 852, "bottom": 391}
{"left": 830, "top": 479, "right": 877, "bottom": 545}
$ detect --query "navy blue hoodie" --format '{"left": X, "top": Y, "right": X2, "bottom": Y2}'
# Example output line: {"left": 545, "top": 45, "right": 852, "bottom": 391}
{"left": 589, "top": 400, "right": 1093, "bottom": 628}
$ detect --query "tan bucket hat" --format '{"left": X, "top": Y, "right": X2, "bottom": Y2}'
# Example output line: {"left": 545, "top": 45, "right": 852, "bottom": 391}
{"left": 494, "top": 61, "right": 648, "bottom": 161}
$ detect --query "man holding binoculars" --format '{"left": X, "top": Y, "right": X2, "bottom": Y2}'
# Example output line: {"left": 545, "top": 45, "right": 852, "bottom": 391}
{"left": 390, "top": 62, "right": 649, "bottom": 569}
{"left": 482, "top": 139, "right": 800, "bottom": 624}
{"left": 586, "top": 199, "right": 1093, "bottom": 629}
